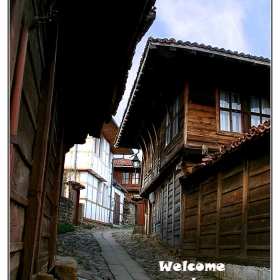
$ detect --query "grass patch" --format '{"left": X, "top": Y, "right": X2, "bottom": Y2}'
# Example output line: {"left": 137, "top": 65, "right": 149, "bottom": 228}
{"left": 57, "top": 222, "right": 75, "bottom": 234}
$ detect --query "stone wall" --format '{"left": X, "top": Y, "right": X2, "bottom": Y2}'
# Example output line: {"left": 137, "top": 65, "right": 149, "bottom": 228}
{"left": 59, "top": 197, "right": 74, "bottom": 224}
{"left": 123, "top": 200, "right": 136, "bottom": 225}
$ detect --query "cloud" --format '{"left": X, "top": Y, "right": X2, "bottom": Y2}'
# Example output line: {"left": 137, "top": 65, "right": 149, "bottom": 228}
{"left": 153, "top": 0, "right": 249, "bottom": 53}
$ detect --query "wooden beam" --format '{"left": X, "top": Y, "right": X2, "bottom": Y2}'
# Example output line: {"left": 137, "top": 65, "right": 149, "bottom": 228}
{"left": 215, "top": 171, "right": 222, "bottom": 258}
{"left": 21, "top": 20, "right": 58, "bottom": 279}
{"left": 241, "top": 156, "right": 249, "bottom": 259}
{"left": 183, "top": 81, "right": 189, "bottom": 146}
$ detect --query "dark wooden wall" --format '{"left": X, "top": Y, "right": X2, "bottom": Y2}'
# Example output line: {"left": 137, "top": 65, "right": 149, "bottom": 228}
{"left": 10, "top": 1, "right": 66, "bottom": 278}
{"left": 182, "top": 141, "right": 270, "bottom": 267}
{"left": 151, "top": 170, "right": 182, "bottom": 247}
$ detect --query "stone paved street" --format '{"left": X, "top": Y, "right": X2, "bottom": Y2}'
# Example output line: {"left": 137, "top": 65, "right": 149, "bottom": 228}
{"left": 56, "top": 225, "right": 219, "bottom": 280}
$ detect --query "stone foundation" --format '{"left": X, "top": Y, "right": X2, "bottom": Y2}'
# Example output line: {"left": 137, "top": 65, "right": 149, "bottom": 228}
{"left": 123, "top": 201, "right": 136, "bottom": 225}
{"left": 212, "top": 263, "right": 270, "bottom": 280}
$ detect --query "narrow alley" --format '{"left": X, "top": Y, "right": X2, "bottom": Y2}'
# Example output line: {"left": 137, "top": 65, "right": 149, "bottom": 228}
{"left": 56, "top": 225, "right": 218, "bottom": 280}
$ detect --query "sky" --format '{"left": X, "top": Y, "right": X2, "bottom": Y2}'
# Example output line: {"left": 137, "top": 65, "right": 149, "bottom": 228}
{"left": 114, "top": 0, "right": 272, "bottom": 126}
{"left": 2, "top": 0, "right": 278, "bottom": 273}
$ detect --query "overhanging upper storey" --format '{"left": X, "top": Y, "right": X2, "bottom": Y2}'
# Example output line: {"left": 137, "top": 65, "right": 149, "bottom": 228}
{"left": 114, "top": 37, "right": 270, "bottom": 149}
{"left": 54, "top": 1, "right": 156, "bottom": 147}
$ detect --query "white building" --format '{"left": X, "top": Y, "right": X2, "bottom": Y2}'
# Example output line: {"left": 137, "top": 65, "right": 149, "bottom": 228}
{"left": 63, "top": 119, "right": 132, "bottom": 225}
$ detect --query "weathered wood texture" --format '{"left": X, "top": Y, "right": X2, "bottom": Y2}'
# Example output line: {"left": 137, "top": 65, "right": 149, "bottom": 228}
{"left": 151, "top": 170, "right": 182, "bottom": 247}
{"left": 186, "top": 84, "right": 245, "bottom": 152}
{"left": 142, "top": 91, "right": 184, "bottom": 190}
{"left": 10, "top": 7, "right": 65, "bottom": 279}
{"left": 182, "top": 145, "right": 270, "bottom": 267}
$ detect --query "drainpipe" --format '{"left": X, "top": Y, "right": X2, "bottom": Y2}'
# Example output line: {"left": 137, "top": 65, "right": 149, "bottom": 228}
{"left": 10, "top": 26, "right": 29, "bottom": 185}
{"left": 108, "top": 158, "right": 114, "bottom": 224}
{"left": 10, "top": 6, "right": 58, "bottom": 186}
{"left": 73, "top": 144, "right": 78, "bottom": 181}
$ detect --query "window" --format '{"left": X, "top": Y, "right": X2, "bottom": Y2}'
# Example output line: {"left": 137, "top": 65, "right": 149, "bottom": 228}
{"left": 132, "top": 172, "right": 139, "bottom": 184}
{"left": 94, "top": 138, "right": 101, "bottom": 157}
{"left": 97, "top": 182, "right": 103, "bottom": 204}
{"left": 250, "top": 96, "right": 270, "bottom": 127}
{"left": 122, "top": 172, "right": 129, "bottom": 184}
{"left": 102, "top": 139, "right": 110, "bottom": 167}
{"left": 165, "top": 97, "right": 179, "bottom": 145}
{"left": 219, "top": 91, "right": 242, "bottom": 133}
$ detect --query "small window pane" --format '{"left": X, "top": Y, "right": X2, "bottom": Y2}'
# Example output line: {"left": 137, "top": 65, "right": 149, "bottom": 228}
{"left": 172, "top": 115, "right": 178, "bottom": 136}
{"left": 132, "top": 173, "right": 139, "bottom": 184}
{"left": 250, "top": 97, "right": 260, "bottom": 113}
{"left": 122, "top": 173, "right": 129, "bottom": 184}
{"left": 166, "top": 113, "right": 170, "bottom": 126}
{"left": 251, "top": 115, "right": 261, "bottom": 127}
{"left": 261, "top": 98, "right": 270, "bottom": 115}
{"left": 220, "top": 110, "right": 230, "bottom": 131}
{"left": 231, "top": 93, "right": 241, "bottom": 110}
{"left": 232, "top": 112, "right": 242, "bottom": 133}
{"left": 220, "top": 91, "right": 230, "bottom": 108}
{"left": 165, "top": 128, "right": 170, "bottom": 145}
{"left": 262, "top": 116, "right": 270, "bottom": 123}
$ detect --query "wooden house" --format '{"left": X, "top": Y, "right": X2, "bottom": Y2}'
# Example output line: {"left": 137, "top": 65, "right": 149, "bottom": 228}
{"left": 63, "top": 119, "right": 132, "bottom": 225}
{"left": 179, "top": 120, "right": 270, "bottom": 273}
{"left": 114, "top": 37, "right": 270, "bottom": 267}
{"left": 9, "top": 1, "right": 156, "bottom": 279}
{"left": 113, "top": 158, "right": 145, "bottom": 226}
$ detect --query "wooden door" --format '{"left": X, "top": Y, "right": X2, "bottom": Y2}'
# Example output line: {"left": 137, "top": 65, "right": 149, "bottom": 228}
{"left": 137, "top": 201, "right": 145, "bottom": 226}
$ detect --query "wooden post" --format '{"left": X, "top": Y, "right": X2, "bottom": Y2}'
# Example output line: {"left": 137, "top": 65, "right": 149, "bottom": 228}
{"left": 10, "top": 27, "right": 29, "bottom": 186}
{"left": 21, "top": 21, "right": 58, "bottom": 279}
{"left": 241, "top": 156, "right": 249, "bottom": 258}
{"left": 172, "top": 174, "right": 175, "bottom": 246}
{"left": 48, "top": 128, "right": 65, "bottom": 270}
{"left": 183, "top": 81, "right": 189, "bottom": 146}
{"left": 197, "top": 184, "right": 202, "bottom": 257}
{"left": 215, "top": 171, "right": 222, "bottom": 258}
{"left": 180, "top": 184, "right": 185, "bottom": 255}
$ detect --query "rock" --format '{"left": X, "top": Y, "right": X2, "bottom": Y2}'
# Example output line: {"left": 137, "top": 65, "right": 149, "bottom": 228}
{"left": 54, "top": 256, "right": 77, "bottom": 280}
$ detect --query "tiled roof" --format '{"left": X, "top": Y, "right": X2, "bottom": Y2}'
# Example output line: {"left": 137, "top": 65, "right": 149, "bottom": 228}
{"left": 113, "top": 158, "right": 134, "bottom": 166}
{"left": 185, "top": 120, "right": 271, "bottom": 175}
{"left": 148, "top": 37, "right": 270, "bottom": 63}
{"left": 66, "top": 181, "right": 86, "bottom": 190}
{"left": 115, "top": 37, "right": 270, "bottom": 149}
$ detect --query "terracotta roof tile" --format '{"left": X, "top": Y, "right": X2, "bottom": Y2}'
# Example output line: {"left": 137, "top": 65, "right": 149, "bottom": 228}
{"left": 66, "top": 181, "right": 86, "bottom": 190}
{"left": 185, "top": 120, "right": 270, "bottom": 175}
{"left": 113, "top": 158, "right": 134, "bottom": 166}
{"left": 148, "top": 37, "right": 270, "bottom": 63}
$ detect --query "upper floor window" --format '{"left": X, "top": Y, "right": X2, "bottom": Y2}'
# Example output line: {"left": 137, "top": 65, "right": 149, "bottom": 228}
{"left": 165, "top": 96, "right": 179, "bottom": 145}
{"left": 132, "top": 172, "right": 139, "bottom": 184}
{"left": 122, "top": 172, "right": 129, "bottom": 184}
{"left": 250, "top": 96, "right": 270, "bottom": 127}
{"left": 219, "top": 91, "right": 242, "bottom": 133}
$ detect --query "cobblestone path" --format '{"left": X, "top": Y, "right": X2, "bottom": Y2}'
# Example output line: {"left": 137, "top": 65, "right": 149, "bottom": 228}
{"left": 56, "top": 226, "right": 219, "bottom": 280}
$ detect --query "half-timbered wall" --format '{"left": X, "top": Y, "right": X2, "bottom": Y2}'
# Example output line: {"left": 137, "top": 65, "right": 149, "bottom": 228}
{"left": 182, "top": 143, "right": 270, "bottom": 267}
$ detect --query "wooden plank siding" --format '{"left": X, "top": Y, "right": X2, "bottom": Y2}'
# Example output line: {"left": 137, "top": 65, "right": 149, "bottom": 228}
{"left": 182, "top": 145, "right": 270, "bottom": 267}
{"left": 10, "top": 16, "right": 64, "bottom": 279}
{"left": 151, "top": 171, "right": 182, "bottom": 247}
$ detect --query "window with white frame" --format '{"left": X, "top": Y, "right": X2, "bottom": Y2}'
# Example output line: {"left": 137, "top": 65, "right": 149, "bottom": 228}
{"left": 132, "top": 172, "right": 139, "bottom": 184}
{"left": 250, "top": 96, "right": 270, "bottom": 127}
{"left": 102, "top": 139, "right": 110, "bottom": 167}
{"left": 97, "top": 182, "right": 103, "bottom": 204}
{"left": 94, "top": 138, "right": 101, "bottom": 157}
{"left": 122, "top": 172, "right": 129, "bottom": 184}
{"left": 219, "top": 91, "right": 242, "bottom": 133}
{"left": 165, "top": 96, "right": 179, "bottom": 145}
